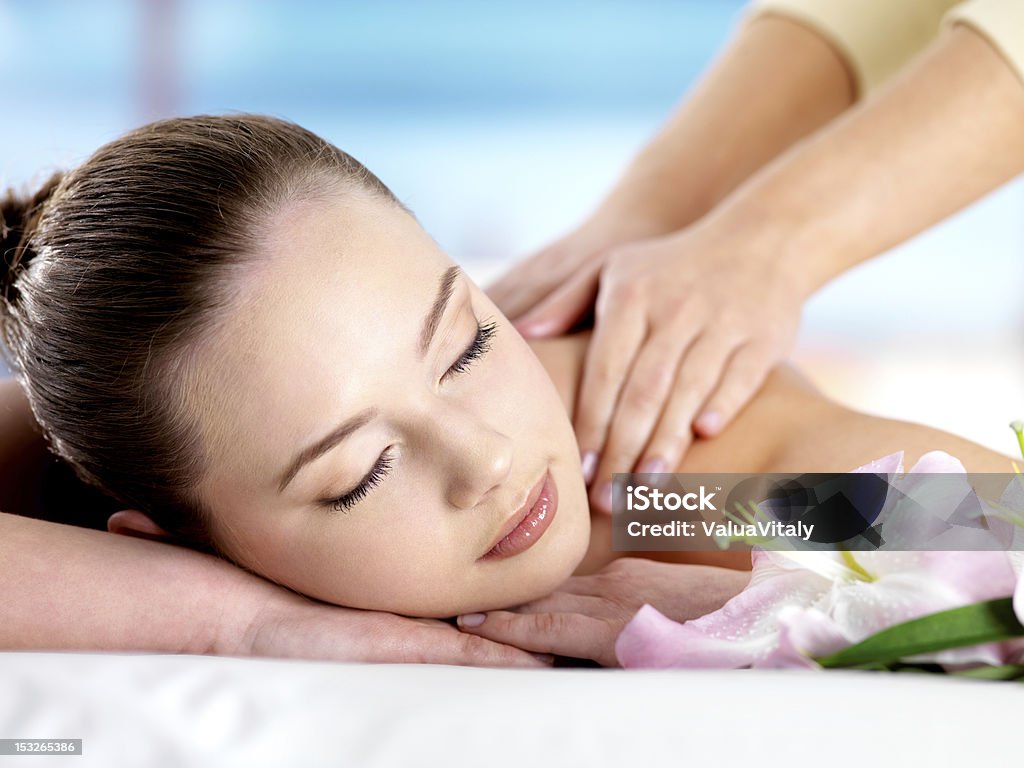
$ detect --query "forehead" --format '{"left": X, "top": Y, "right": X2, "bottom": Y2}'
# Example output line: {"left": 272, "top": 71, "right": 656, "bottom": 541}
{"left": 186, "top": 191, "right": 451, "bottom": 490}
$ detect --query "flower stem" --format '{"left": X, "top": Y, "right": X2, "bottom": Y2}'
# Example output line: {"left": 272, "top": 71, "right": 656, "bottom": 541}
{"left": 1011, "top": 420, "right": 1024, "bottom": 460}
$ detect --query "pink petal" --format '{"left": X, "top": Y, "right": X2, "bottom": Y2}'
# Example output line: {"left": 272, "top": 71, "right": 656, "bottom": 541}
{"left": 615, "top": 604, "right": 777, "bottom": 669}
{"left": 616, "top": 567, "right": 830, "bottom": 669}
{"left": 855, "top": 551, "right": 1018, "bottom": 604}
{"left": 906, "top": 450, "right": 967, "bottom": 475}
{"left": 851, "top": 451, "right": 904, "bottom": 476}
{"left": 910, "top": 641, "right": 1007, "bottom": 668}
{"left": 985, "top": 481, "right": 1024, "bottom": 549}
{"left": 755, "top": 607, "right": 852, "bottom": 669}
{"left": 897, "top": 454, "right": 976, "bottom": 525}
{"left": 1004, "top": 638, "right": 1024, "bottom": 666}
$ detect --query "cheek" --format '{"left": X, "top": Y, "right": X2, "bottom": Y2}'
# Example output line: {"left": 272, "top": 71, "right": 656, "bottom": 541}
{"left": 488, "top": 333, "right": 569, "bottom": 432}
{"left": 228, "top": 506, "right": 471, "bottom": 612}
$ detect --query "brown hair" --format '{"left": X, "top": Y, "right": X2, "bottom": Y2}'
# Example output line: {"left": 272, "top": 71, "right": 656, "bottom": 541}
{"left": 0, "top": 114, "right": 400, "bottom": 545}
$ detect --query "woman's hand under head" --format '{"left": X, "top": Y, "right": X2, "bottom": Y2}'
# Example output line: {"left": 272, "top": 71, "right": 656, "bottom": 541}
{"left": 455, "top": 557, "right": 750, "bottom": 667}
{"left": 239, "top": 585, "right": 552, "bottom": 668}
{"left": 112, "top": 190, "right": 593, "bottom": 619}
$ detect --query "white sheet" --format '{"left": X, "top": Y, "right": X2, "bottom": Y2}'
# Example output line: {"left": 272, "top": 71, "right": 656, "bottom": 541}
{"left": 1, "top": 651, "right": 1019, "bottom": 768}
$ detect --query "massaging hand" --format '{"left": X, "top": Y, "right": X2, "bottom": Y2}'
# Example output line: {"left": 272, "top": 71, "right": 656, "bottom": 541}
{"left": 486, "top": 213, "right": 663, "bottom": 324}
{"left": 493, "top": 219, "right": 803, "bottom": 513}
{"left": 237, "top": 588, "right": 550, "bottom": 668}
{"left": 455, "top": 558, "right": 750, "bottom": 667}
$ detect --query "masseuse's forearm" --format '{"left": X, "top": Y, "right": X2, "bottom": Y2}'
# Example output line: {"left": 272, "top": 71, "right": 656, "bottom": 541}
{"left": 0, "top": 512, "right": 258, "bottom": 654}
{"left": 717, "top": 24, "right": 1024, "bottom": 298}
{"left": 591, "top": 13, "right": 855, "bottom": 236}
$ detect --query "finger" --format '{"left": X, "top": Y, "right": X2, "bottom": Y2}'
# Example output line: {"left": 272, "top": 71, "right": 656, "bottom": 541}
{"left": 573, "top": 289, "right": 647, "bottom": 487}
{"left": 486, "top": 268, "right": 560, "bottom": 322}
{"left": 487, "top": 272, "right": 561, "bottom": 323}
{"left": 486, "top": 248, "right": 577, "bottom": 321}
{"left": 512, "top": 265, "right": 600, "bottom": 338}
{"left": 512, "top": 570, "right": 619, "bottom": 603}
{"left": 392, "top": 624, "right": 551, "bottom": 668}
{"left": 692, "top": 343, "right": 775, "bottom": 438}
{"left": 511, "top": 592, "right": 618, "bottom": 619}
{"left": 587, "top": 328, "right": 698, "bottom": 512}
{"left": 457, "top": 610, "right": 619, "bottom": 667}
{"left": 638, "top": 332, "right": 743, "bottom": 476}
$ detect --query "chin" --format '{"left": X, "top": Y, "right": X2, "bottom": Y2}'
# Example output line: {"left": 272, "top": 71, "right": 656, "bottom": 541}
{"left": 464, "top": 503, "right": 592, "bottom": 616}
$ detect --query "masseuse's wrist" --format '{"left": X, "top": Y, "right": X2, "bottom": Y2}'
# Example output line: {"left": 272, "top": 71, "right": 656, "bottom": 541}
{"left": 705, "top": 185, "right": 849, "bottom": 302}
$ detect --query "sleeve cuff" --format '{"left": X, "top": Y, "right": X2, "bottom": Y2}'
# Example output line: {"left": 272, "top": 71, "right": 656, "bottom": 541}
{"left": 945, "top": 0, "right": 1024, "bottom": 86}
{"left": 748, "top": 0, "right": 960, "bottom": 96}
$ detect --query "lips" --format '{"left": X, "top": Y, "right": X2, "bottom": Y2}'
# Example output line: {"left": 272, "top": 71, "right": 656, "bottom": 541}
{"left": 480, "top": 470, "right": 559, "bottom": 561}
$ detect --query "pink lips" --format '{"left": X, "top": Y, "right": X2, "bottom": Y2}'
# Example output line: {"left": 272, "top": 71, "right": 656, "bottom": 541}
{"left": 480, "top": 471, "right": 559, "bottom": 561}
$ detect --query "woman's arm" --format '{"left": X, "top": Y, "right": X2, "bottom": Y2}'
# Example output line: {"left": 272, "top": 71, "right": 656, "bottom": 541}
{"left": 715, "top": 22, "right": 1024, "bottom": 301}
{"left": 584, "top": 12, "right": 857, "bottom": 239}
{"left": 0, "top": 510, "right": 257, "bottom": 654}
{"left": 0, "top": 511, "right": 544, "bottom": 666}
{"left": 486, "top": 12, "right": 856, "bottom": 320}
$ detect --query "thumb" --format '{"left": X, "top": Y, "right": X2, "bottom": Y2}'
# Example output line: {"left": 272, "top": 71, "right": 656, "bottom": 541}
{"left": 513, "top": 271, "right": 598, "bottom": 338}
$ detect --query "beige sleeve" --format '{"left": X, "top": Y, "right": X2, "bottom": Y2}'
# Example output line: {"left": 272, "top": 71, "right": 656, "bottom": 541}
{"left": 746, "top": 0, "right": 962, "bottom": 96}
{"left": 946, "top": 0, "right": 1024, "bottom": 85}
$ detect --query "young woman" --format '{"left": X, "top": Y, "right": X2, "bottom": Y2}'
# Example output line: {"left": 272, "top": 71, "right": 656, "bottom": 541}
{"left": 0, "top": 115, "right": 1014, "bottom": 664}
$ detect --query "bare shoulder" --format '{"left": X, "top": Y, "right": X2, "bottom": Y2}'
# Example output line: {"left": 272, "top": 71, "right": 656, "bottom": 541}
{"left": 526, "top": 330, "right": 836, "bottom": 471}
{"left": 527, "top": 331, "right": 1014, "bottom": 474}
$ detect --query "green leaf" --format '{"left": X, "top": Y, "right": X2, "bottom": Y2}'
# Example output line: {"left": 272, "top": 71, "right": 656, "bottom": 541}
{"left": 951, "top": 665, "right": 1024, "bottom": 681}
{"left": 816, "top": 598, "right": 1024, "bottom": 668}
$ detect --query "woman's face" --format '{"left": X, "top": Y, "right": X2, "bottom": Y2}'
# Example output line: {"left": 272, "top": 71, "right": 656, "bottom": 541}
{"left": 189, "top": 189, "right": 591, "bottom": 617}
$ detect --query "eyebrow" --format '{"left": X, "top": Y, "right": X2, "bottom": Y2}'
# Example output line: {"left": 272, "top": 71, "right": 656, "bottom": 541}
{"left": 277, "top": 265, "right": 463, "bottom": 494}
{"left": 419, "top": 265, "right": 461, "bottom": 358}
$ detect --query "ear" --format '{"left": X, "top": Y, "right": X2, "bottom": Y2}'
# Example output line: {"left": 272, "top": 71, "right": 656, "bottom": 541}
{"left": 107, "top": 509, "right": 173, "bottom": 542}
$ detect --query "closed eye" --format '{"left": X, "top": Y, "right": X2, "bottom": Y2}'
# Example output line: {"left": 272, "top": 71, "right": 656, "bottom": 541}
{"left": 442, "top": 317, "right": 497, "bottom": 381}
{"left": 322, "top": 449, "right": 394, "bottom": 513}
{"left": 320, "top": 317, "right": 498, "bottom": 513}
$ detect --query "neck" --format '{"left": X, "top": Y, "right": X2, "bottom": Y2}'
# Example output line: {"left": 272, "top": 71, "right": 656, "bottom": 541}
{"left": 526, "top": 333, "right": 589, "bottom": 417}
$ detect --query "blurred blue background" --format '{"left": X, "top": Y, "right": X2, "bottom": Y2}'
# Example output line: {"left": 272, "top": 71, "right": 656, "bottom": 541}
{"left": 2, "top": 0, "right": 1022, "bottom": 453}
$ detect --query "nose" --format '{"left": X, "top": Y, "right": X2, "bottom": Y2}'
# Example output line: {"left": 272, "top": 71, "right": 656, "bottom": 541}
{"left": 434, "top": 404, "right": 513, "bottom": 510}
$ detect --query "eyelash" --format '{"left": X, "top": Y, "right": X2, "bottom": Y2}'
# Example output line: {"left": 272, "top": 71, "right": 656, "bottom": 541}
{"left": 441, "top": 317, "right": 497, "bottom": 381}
{"left": 323, "top": 316, "right": 498, "bottom": 513}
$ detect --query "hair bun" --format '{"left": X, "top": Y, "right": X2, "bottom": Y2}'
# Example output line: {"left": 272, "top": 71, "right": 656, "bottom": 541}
{"left": 1, "top": 172, "right": 64, "bottom": 302}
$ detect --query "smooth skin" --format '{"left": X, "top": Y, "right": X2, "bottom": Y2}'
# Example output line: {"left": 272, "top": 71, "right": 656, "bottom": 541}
{"left": 3, "top": 324, "right": 1014, "bottom": 665}
{"left": 489, "top": 16, "right": 1024, "bottom": 515}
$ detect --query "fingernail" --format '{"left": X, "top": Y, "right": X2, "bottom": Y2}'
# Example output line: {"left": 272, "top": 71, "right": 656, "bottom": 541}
{"left": 530, "top": 653, "right": 555, "bottom": 665}
{"left": 513, "top": 319, "right": 546, "bottom": 337}
{"left": 458, "top": 613, "right": 486, "bottom": 628}
{"left": 638, "top": 458, "right": 668, "bottom": 476}
{"left": 597, "top": 482, "right": 613, "bottom": 512}
{"left": 580, "top": 451, "right": 598, "bottom": 484}
{"left": 695, "top": 410, "right": 721, "bottom": 435}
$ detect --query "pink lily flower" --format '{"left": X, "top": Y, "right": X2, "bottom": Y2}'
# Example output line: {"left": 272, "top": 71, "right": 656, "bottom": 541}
{"left": 616, "top": 451, "right": 1024, "bottom": 670}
